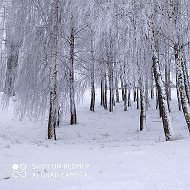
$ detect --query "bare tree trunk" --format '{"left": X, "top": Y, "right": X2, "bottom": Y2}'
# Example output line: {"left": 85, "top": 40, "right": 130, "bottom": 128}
{"left": 115, "top": 76, "right": 120, "bottom": 103}
{"left": 145, "top": 74, "right": 149, "bottom": 111}
{"left": 176, "top": 71, "right": 182, "bottom": 111}
{"left": 137, "top": 87, "right": 139, "bottom": 109}
{"left": 150, "top": 67, "right": 154, "bottom": 99}
{"left": 90, "top": 68, "right": 95, "bottom": 112}
{"left": 168, "top": 48, "right": 172, "bottom": 101}
{"left": 124, "top": 83, "right": 127, "bottom": 111}
{"left": 165, "top": 60, "right": 171, "bottom": 112}
{"left": 158, "top": 89, "right": 162, "bottom": 118}
{"left": 134, "top": 87, "right": 137, "bottom": 102}
{"left": 156, "top": 89, "right": 163, "bottom": 118}
{"left": 181, "top": 57, "right": 190, "bottom": 105}
{"left": 133, "top": 76, "right": 137, "bottom": 102}
{"left": 101, "top": 76, "right": 105, "bottom": 106}
{"left": 120, "top": 66, "right": 125, "bottom": 101}
{"left": 109, "top": 86, "right": 113, "bottom": 112}
{"left": 152, "top": 56, "right": 174, "bottom": 141}
{"left": 139, "top": 78, "right": 146, "bottom": 131}
{"left": 69, "top": 26, "right": 77, "bottom": 124}
{"left": 156, "top": 89, "right": 159, "bottom": 109}
{"left": 149, "top": 20, "right": 174, "bottom": 141}
{"left": 109, "top": 63, "right": 114, "bottom": 112}
{"left": 48, "top": 0, "right": 59, "bottom": 140}
{"left": 89, "top": 35, "right": 96, "bottom": 112}
{"left": 174, "top": 43, "right": 190, "bottom": 132}
{"left": 168, "top": 0, "right": 190, "bottom": 132}
{"left": 104, "top": 72, "right": 108, "bottom": 110}
{"left": 123, "top": 63, "right": 127, "bottom": 111}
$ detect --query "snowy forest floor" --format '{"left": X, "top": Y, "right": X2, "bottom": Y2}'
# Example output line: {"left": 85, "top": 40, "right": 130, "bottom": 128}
{"left": 0, "top": 89, "right": 190, "bottom": 190}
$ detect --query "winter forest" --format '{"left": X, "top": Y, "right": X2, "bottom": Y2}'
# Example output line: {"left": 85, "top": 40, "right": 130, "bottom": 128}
{"left": 1, "top": 0, "right": 190, "bottom": 189}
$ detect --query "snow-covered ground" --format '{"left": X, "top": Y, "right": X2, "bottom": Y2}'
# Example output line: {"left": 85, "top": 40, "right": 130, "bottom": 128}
{"left": 0, "top": 90, "right": 190, "bottom": 190}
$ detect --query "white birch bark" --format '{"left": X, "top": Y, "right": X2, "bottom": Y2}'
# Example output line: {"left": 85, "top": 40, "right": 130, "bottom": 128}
{"left": 69, "top": 25, "right": 77, "bottom": 124}
{"left": 90, "top": 55, "right": 95, "bottom": 112}
{"left": 168, "top": 0, "right": 190, "bottom": 132}
{"left": 48, "top": 0, "right": 59, "bottom": 140}
{"left": 148, "top": 19, "right": 174, "bottom": 141}
{"left": 139, "top": 78, "right": 146, "bottom": 131}
{"left": 174, "top": 43, "right": 190, "bottom": 132}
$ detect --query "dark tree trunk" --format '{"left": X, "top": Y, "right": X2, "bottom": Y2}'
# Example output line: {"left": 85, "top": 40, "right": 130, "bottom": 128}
{"left": 104, "top": 72, "right": 108, "bottom": 110}
{"left": 89, "top": 38, "right": 96, "bottom": 112}
{"left": 101, "top": 77, "right": 105, "bottom": 106}
{"left": 139, "top": 79, "right": 146, "bottom": 131}
{"left": 156, "top": 89, "right": 158, "bottom": 109}
{"left": 137, "top": 87, "right": 139, "bottom": 109}
{"left": 120, "top": 66, "right": 125, "bottom": 101}
{"left": 124, "top": 83, "right": 127, "bottom": 111}
{"left": 158, "top": 90, "right": 162, "bottom": 118}
{"left": 134, "top": 87, "right": 137, "bottom": 102}
{"left": 109, "top": 63, "right": 114, "bottom": 112}
{"left": 90, "top": 68, "right": 95, "bottom": 112}
{"left": 69, "top": 26, "right": 77, "bottom": 124}
{"left": 115, "top": 76, "right": 120, "bottom": 103}
{"left": 90, "top": 88, "right": 95, "bottom": 112}
{"left": 151, "top": 67, "right": 154, "bottom": 99}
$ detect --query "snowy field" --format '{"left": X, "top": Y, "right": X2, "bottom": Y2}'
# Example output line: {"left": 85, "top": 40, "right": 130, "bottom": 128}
{"left": 0, "top": 90, "right": 190, "bottom": 190}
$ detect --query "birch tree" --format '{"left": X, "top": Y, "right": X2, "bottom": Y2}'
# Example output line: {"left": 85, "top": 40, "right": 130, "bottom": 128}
{"left": 145, "top": 1, "right": 174, "bottom": 141}
{"left": 48, "top": 0, "right": 59, "bottom": 140}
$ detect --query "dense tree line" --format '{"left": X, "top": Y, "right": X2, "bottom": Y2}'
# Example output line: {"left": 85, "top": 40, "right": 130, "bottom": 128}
{"left": 0, "top": 0, "right": 190, "bottom": 141}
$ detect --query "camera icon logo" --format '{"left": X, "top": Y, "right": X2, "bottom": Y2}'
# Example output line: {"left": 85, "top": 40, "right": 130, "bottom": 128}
{"left": 12, "top": 164, "right": 27, "bottom": 178}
